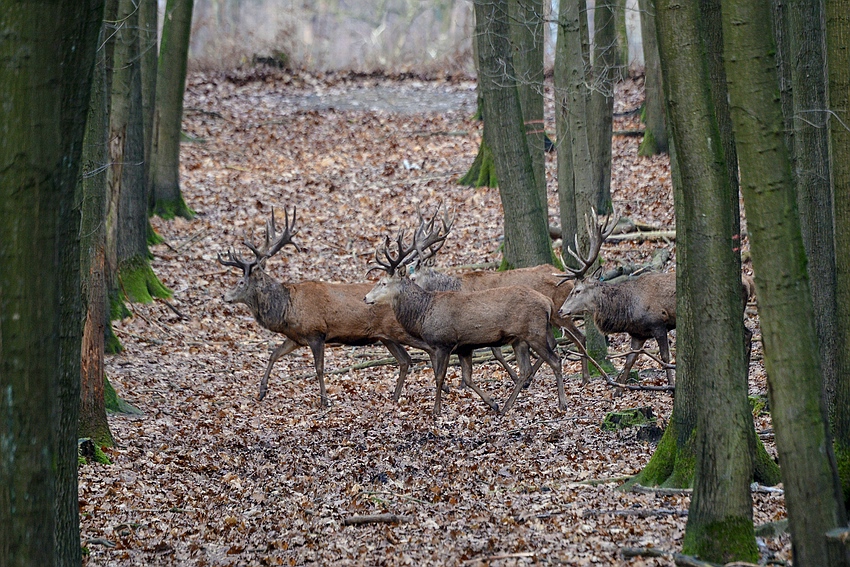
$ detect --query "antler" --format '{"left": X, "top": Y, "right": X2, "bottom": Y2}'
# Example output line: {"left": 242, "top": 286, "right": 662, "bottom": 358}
{"left": 409, "top": 203, "right": 454, "bottom": 267}
{"left": 244, "top": 207, "right": 300, "bottom": 262}
{"left": 217, "top": 248, "right": 257, "bottom": 276}
{"left": 371, "top": 228, "right": 418, "bottom": 276}
{"left": 562, "top": 209, "right": 618, "bottom": 280}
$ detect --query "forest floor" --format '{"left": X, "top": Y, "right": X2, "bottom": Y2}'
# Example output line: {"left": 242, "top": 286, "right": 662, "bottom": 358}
{"left": 79, "top": 68, "right": 791, "bottom": 566}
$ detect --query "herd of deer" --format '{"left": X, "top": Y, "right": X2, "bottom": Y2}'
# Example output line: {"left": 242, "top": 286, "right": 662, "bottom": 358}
{"left": 219, "top": 204, "right": 754, "bottom": 417}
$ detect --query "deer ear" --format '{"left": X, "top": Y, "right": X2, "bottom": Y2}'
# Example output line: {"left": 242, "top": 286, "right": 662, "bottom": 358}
{"left": 592, "top": 266, "right": 604, "bottom": 280}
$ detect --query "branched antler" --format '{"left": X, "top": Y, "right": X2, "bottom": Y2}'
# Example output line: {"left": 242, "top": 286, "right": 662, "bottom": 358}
{"left": 244, "top": 207, "right": 300, "bottom": 261}
{"left": 562, "top": 209, "right": 618, "bottom": 280}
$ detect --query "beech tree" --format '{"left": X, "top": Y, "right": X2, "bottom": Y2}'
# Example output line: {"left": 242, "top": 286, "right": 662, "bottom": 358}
{"left": 637, "top": 0, "right": 667, "bottom": 155}
{"left": 150, "top": 0, "right": 196, "bottom": 219}
{"left": 0, "top": 1, "right": 104, "bottom": 563}
{"left": 474, "top": 0, "right": 551, "bottom": 268}
{"left": 721, "top": 0, "right": 848, "bottom": 563}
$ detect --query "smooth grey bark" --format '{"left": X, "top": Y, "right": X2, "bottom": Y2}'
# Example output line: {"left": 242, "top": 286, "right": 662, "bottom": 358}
{"left": 554, "top": 0, "right": 577, "bottom": 259}
{"left": 788, "top": 0, "right": 839, "bottom": 410}
{"left": 0, "top": 1, "right": 104, "bottom": 564}
{"left": 150, "top": 0, "right": 196, "bottom": 219}
{"left": 637, "top": 0, "right": 668, "bottom": 155}
{"left": 826, "top": 0, "right": 850, "bottom": 514}
{"left": 475, "top": 0, "right": 551, "bottom": 268}
{"left": 721, "top": 0, "right": 848, "bottom": 564}
{"left": 140, "top": 0, "right": 158, "bottom": 197}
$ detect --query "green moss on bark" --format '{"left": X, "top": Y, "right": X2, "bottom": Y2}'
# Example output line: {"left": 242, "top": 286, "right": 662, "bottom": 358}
{"left": 147, "top": 220, "right": 164, "bottom": 246}
{"left": 109, "top": 288, "right": 131, "bottom": 320}
{"left": 622, "top": 420, "right": 696, "bottom": 490}
{"left": 459, "top": 141, "right": 498, "bottom": 187}
{"left": 104, "top": 322, "right": 123, "bottom": 354}
{"left": 754, "top": 437, "right": 782, "bottom": 486}
{"left": 835, "top": 443, "right": 850, "bottom": 511}
{"left": 638, "top": 128, "right": 659, "bottom": 157}
{"left": 682, "top": 515, "right": 759, "bottom": 563}
{"left": 118, "top": 255, "right": 172, "bottom": 303}
{"left": 104, "top": 375, "right": 143, "bottom": 415}
{"left": 151, "top": 194, "right": 195, "bottom": 220}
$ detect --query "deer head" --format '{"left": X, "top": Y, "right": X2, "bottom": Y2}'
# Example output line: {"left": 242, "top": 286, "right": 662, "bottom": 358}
{"left": 218, "top": 207, "right": 299, "bottom": 304}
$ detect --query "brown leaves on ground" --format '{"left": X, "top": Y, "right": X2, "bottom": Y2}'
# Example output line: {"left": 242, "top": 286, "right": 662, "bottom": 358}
{"left": 80, "top": 69, "right": 789, "bottom": 566}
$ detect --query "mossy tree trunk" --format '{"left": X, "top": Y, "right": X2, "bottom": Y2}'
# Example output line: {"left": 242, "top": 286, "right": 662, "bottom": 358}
{"left": 788, "top": 0, "right": 839, "bottom": 413}
{"left": 826, "top": 0, "right": 850, "bottom": 516}
{"left": 637, "top": 0, "right": 667, "bottom": 155}
{"left": 140, "top": 0, "right": 158, "bottom": 198}
{"left": 109, "top": 0, "right": 172, "bottom": 306}
{"left": 458, "top": 137, "right": 498, "bottom": 187}
{"left": 79, "top": 28, "right": 115, "bottom": 448}
{"left": 0, "top": 1, "right": 104, "bottom": 563}
{"left": 554, "top": 0, "right": 577, "bottom": 257}
{"left": 654, "top": 0, "right": 758, "bottom": 561}
{"left": 474, "top": 0, "right": 551, "bottom": 269}
{"left": 150, "top": 0, "right": 196, "bottom": 219}
{"left": 721, "top": 0, "right": 848, "bottom": 564}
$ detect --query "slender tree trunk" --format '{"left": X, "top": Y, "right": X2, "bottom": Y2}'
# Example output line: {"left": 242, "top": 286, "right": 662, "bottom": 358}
{"left": 510, "top": 0, "right": 547, "bottom": 217}
{"left": 110, "top": 0, "right": 172, "bottom": 306}
{"left": 589, "top": 0, "right": 615, "bottom": 214}
{"left": 721, "top": 0, "right": 848, "bottom": 565}
{"left": 788, "top": 0, "right": 839, "bottom": 411}
{"left": 826, "top": 0, "right": 850, "bottom": 515}
{"left": 140, "top": 0, "right": 158, "bottom": 201}
{"left": 554, "top": 0, "right": 577, "bottom": 258}
{"left": 652, "top": 0, "right": 757, "bottom": 561}
{"left": 637, "top": 0, "right": 668, "bottom": 155}
{"left": 80, "top": 27, "right": 115, "bottom": 448}
{"left": 0, "top": 2, "right": 104, "bottom": 564}
{"left": 150, "top": 0, "right": 196, "bottom": 219}
{"left": 475, "top": 0, "right": 551, "bottom": 268}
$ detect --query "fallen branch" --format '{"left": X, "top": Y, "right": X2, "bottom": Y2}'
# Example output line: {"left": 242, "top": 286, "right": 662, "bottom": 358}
{"left": 621, "top": 546, "right": 669, "bottom": 559}
{"left": 583, "top": 507, "right": 687, "bottom": 518}
{"left": 577, "top": 475, "right": 633, "bottom": 486}
{"left": 630, "top": 483, "right": 692, "bottom": 495}
{"left": 672, "top": 553, "right": 725, "bottom": 567}
{"left": 607, "top": 230, "right": 677, "bottom": 242}
{"left": 342, "top": 513, "right": 413, "bottom": 526}
{"left": 571, "top": 338, "right": 676, "bottom": 393}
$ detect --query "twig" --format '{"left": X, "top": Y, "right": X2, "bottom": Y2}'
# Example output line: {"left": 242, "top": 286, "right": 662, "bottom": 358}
{"left": 582, "top": 507, "right": 687, "bottom": 518}
{"left": 571, "top": 335, "right": 676, "bottom": 393}
{"left": 577, "top": 475, "right": 633, "bottom": 486}
{"left": 462, "top": 552, "right": 536, "bottom": 564}
{"left": 162, "top": 299, "right": 188, "bottom": 320}
{"left": 621, "top": 546, "right": 669, "bottom": 558}
{"left": 84, "top": 538, "right": 117, "bottom": 548}
{"left": 672, "top": 553, "right": 724, "bottom": 567}
{"left": 357, "top": 490, "right": 432, "bottom": 506}
{"left": 342, "top": 513, "right": 413, "bottom": 526}
{"left": 111, "top": 327, "right": 164, "bottom": 345}
{"left": 175, "top": 227, "right": 210, "bottom": 252}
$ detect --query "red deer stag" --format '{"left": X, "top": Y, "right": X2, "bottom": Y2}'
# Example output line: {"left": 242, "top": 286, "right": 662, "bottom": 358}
{"left": 408, "top": 206, "right": 592, "bottom": 385}
{"left": 364, "top": 227, "right": 563, "bottom": 416}
{"left": 557, "top": 212, "right": 755, "bottom": 387}
{"left": 219, "top": 207, "right": 432, "bottom": 406}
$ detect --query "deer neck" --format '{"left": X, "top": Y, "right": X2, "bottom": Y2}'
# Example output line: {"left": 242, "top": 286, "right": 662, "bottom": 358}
{"left": 391, "top": 278, "right": 433, "bottom": 338}
{"left": 251, "top": 273, "right": 292, "bottom": 332}
{"left": 593, "top": 282, "right": 635, "bottom": 334}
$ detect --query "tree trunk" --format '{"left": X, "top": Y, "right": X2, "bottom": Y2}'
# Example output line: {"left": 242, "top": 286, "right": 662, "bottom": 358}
{"left": 653, "top": 0, "right": 757, "bottom": 561}
{"left": 474, "top": 0, "right": 551, "bottom": 268}
{"left": 458, "top": 137, "right": 498, "bottom": 187}
{"left": 554, "top": 0, "right": 577, "bottom": 259}
{"left": 0, "top": 2, "right": 103, "bottom": 564}
{"left": 79, "top": 28, "right": 115, "bottom": 448}
{"left": 110, "top": 0, "right": 172, "bottom": 306}
{"left": 140, "top": 0, "right": 158, "bottom": 200}
{"left": 637, "top": 0, "right": 668, "bottom": 155}
{"left": 589, "top": 0, "right": 616, "bottom": 214}
{"left": 788, "top": 0, "right": 839, "bottom": 412}
{"left": 150, "top": 0, "right": 196, "bottom": 219}
{"left": 510, "top": 0, "right": 547, "bottom": 216}
{"left": 721, "top": 0, "right": 848, "bottom": 565}
{"left": 826, "top": 0, "right": 850, "bottom": 515}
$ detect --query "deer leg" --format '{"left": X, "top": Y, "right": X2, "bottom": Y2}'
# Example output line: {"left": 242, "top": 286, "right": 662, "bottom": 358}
{"left": 619, "top": 336, "right": 647, "bottom": 384}
{"left": 656, "top": 332, "right": 674, "bottom": 386}
{"left": 382, "top": 340, "right": 413, "bottom": 402}
{"left": 307, "top": 338, "right": 328, "bottom": 407}
{"left": 258, "top": 338, "right": 301, "bottom": 401}
{"left": 459, "top": 351, "right": 499, "bottom": 412}
{"left": 490, "top": 347, "right": 520, "bottom": 384}
{"left": 431, "top": 349, "right": 451, "bottom": 417}
{"left": 562, "top": 319, "right": 590, "bottom": 385}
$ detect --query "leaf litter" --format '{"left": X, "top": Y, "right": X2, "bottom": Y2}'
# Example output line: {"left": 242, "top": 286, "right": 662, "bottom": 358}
{"left": 80, "top": 69, "right": 790, "bottom": 566}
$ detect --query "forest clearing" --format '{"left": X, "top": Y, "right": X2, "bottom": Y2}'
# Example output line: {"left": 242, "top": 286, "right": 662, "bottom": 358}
{"left": 77, "top": 70, "right": 790, "bottom": 566}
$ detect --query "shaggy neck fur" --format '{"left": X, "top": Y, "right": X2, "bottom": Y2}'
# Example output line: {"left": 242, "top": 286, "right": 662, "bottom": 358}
{"left": 391, "top": 277, "right": 433, "bottom": 339}
{"left": 591, "top": 282, "right": 637, "bottom": 335}
{"left": 246, "top": 271, "right": 291, "bottom": 331}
